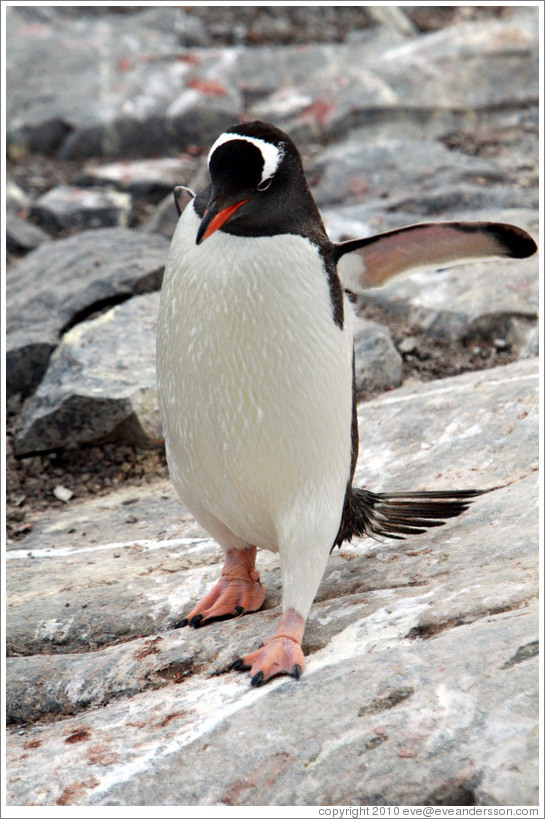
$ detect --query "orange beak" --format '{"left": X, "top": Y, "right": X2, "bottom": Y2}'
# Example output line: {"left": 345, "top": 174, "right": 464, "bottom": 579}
{"left": 196, "top": 199, "right": 249, "bottom": 244}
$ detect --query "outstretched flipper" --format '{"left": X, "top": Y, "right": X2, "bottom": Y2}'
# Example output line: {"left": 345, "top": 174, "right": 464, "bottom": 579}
{"left": 336, "top": 221, "right": 537, "bottom": 292}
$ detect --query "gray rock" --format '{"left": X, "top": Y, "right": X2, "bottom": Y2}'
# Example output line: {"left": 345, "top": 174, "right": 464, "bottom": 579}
{"left": 29, "top": 185, "right": 132, "bottom": 231}
{"left": 174, "top": 8, "right": 211, "bottom": 47}
{"left": 6, "top": 214, "right": 51, "bottom": 252}
{"left": 141, "top": 192, "right": 180, "bottom": 239}
{"left": 5, "top": 359, "right": 538, "bottom": 804}
{"left": 6, "top": 228, "right": 169, "bottom": 398}
{"left": 4, "top": 3, "right": 540, "bottom": 807}
{"left": 374, "top": 9, "right": 538, "bottom": 110}
{"left": 6, "top": 5, "right": 243, "bottom": 160}
{"left": 77, "top": 156, "right": 198, "bottom": 202}
{"left": 7, "top": 6, "right": 537, "bottom": 161}
{"left": 142, "top": 161, "right": 212, "bottom": 239}
{"left": 14, "top": 293, "right": 161, "bottom": 457}
{"left": 249, "top": 9, "right": 538, "bottom": 140}
{"left": 353, "top": 317, "right": 402, "bottom": 394}
{"left": 311, "top": 138, "right": 531, "bottom": 212}
{"left": 6, "top": 179, "right": 31, "bottom": 214}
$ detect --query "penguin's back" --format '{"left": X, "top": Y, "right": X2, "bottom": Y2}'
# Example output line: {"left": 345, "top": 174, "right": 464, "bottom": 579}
{"left": 156, "top": 204, "right": 354, "bottom": 552}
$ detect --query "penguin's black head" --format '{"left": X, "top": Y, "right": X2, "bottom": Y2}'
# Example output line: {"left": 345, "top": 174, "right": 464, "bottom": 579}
{"left": 194, "top": 121, "right": 324, "bottom": 244}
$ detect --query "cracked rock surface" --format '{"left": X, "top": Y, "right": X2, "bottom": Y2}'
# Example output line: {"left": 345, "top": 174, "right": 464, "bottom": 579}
{"left": 6, "top": 359, "right": 539, "bottom": 805}
{"left": 5, "top": 4, "right": 539, "bottom": 808}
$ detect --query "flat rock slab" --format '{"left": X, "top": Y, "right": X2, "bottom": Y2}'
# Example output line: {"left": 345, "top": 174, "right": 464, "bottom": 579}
{"left": 312, "top": 138, "right": 514, "bottom": 209}
{"left": 249, "top": 10, "right": 538, "bottom": 140}
{"left": 6, "top": 359, "right": 538, "bottom": 804}
{"left": 5, "top": 602, "right": 539, "bottom": 805}
{"left": 6, "top": 7, "right": 538, "bottom": 159}
{"left": 29, "top": 185, "right": 132, "bottom": 231}
{"left": 6, "top": 228, "right": 169, "bottom": 398}
{"left": 14, "top": 293, "right": 162, "bottom": 456}
{"left": 77, "top": 156, "right": 199, "bottom": 201}
{"left": 6, "top": 6, "right": 242, "bottom": 159}
{"left": 6, "top": 214, "right": 51, "bottom": 252}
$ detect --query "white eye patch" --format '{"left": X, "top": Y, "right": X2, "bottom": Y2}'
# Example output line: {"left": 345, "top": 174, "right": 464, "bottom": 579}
{"left": 208, "top": 132, "right": 285, "bottom": 186}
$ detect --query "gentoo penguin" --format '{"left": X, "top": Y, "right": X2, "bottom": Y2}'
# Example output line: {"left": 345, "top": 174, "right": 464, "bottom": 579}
{"left": 156, "top": 120, "right": 537, "bottom": 687}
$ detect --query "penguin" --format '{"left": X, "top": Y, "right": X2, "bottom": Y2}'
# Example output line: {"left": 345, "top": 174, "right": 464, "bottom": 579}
{"left": 156, "top": 120, "right": 537, "bottom": 687}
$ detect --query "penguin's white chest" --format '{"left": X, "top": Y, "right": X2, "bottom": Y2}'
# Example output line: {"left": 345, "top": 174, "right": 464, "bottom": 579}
{"left": 156, "top": 206, "right": 354, "bottom": 552}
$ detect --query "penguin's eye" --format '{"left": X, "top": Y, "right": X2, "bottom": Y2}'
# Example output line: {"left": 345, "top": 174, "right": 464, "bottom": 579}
{"left": 257, "top": 177, "right": 272, "bottom": 192}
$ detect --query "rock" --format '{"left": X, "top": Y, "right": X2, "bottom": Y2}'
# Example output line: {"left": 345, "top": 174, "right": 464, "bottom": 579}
{"left": 6, "top": 179, "right": 31, "bottom": 213}
{"left": 142, "top": 161, "right": 212, "bottom": 239}
{"left": 6, "top": 228, "right": 169, "bottom": 398}
{"left": 14, "top": 293, "right": 162, "bottom": 457}
{"left": 7, "top": 6, "right": 537, "bottom": 160}
{"left": 353, "top": 317, "right": 402, "bottom": 394}
{"left": 52, "top": 486, "right": 74, "bottom": 504}
{"left": 311, "top": 138, "right": 529, "bottom": 211}
{"left": 174, "top": 8, "right": 211, "bottom": 47}
{"left": 6, "top": 5, "right": 243, "bottom": 160}
{"left": 364, "top": 5, "right": 417, "bottom": 37}
{"left": 6, "top": 357, "right": 538, "bottom": 653}
{"left": 249, "top": 9, "right": 538, "bottom": 140}
{"left": 375, "top": 9, "right": 538, "bottom": 111}
{"left": 6, "top": 214, "right": 51, "bottom": 252}
{"left": 5, "top": 358, "right": 538, "bottom": 804}
{"left": 29, "top": 185, "right": 132, "bottom": 231}
{"left": 141, "top": 192, "right": 181, "bottom": 239}
{"left": 77, "top": 156, "right": 198, "bottom": 203}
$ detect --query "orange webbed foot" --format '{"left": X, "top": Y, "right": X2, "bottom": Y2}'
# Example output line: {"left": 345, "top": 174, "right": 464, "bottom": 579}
{"left": 175, "top": 545, "right": 265, "bottom": 628}
{"left": 229, "top": 608, "right": 306, "bottom": 686}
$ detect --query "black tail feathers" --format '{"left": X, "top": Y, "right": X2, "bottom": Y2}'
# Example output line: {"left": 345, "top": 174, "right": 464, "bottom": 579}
{"left": 334, "top": 488, "right": 484, "bottom": 549}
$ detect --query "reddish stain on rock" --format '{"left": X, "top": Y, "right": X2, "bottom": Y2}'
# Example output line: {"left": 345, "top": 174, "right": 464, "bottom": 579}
{"left": 56, "top": 777, "right": 99, "bottom": 805}
{"left": 398, "top": 748, "right": 418, "bottom": 759}
{"left": 300, "top": 98, "right": 335, "bottom": 126}
{"left": 65, "top": 729, "right": 91, "bottom": 745}
{"left": 116, "top": 56, "right": 132, "bottom": 72}
{"left": 186, "top": 78, "right": 226, "bottom": 96}
{"left": 133, "top": 635, "right": 163, "bottom": 661}
{"left": 87, "top": 745, "right": 119, "bottom": 766}
{"left": 222, "top": 752, "right": 294, "bottom": 805}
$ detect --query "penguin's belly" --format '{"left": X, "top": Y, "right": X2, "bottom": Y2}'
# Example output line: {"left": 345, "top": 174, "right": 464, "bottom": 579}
{"left": 156, "top": 207, "right": 354, "bottom": 552}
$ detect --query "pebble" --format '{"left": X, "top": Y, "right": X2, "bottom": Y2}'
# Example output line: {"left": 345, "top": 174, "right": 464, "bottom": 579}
{"left": 52, "top": 486, "right": 73, "bottom": 503}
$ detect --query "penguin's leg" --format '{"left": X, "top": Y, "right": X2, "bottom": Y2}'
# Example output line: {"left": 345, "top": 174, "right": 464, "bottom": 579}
{"left": 229, "top": 607, "right": 306, "bottom": 687}
{"left": 229, "top": 521, "right": 333, "bottom": 686}
{"left": 176, "top": 545, "right": 265, "bottom": 628}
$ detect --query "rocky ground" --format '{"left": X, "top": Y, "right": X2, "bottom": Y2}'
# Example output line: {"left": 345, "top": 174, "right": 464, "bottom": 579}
{"left": 4, "top": 3, "right": 540, "bottom": 809}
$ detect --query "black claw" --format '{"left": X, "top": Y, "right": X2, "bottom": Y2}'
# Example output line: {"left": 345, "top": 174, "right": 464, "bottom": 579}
{"left": 233, "top": 605, "right": 244, "bottom": 616}
{"left": 250, "top": 671, "right": 264, "bottom": 687}
{"left": 228, "top": 658, "right": 245, "bottom": 671}
{"left": 291, "top": 664, "right": 302, "bottom": 680}
{"left": 172, "top": 617, "right": 188, "bottom": 629}
{"left": 189, "top": 613, "right": 203, "bottom": 628}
